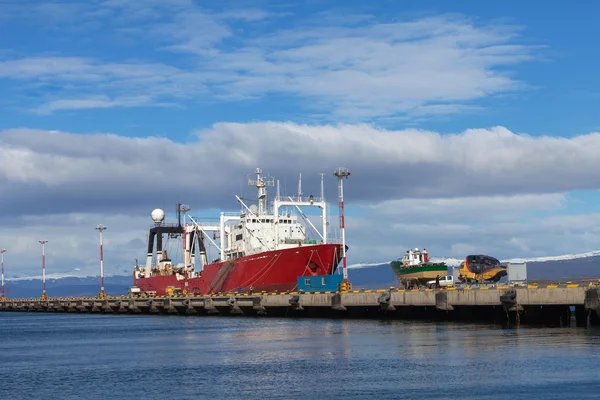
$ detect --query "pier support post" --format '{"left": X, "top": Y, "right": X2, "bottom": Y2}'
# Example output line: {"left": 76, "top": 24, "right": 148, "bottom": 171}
{"left": 584, "top": 288, "right": 600, "bottom": 327}
{"left": 75, "top": 300, "right": 86, "bottom": 313}
{"left": 331, "top": 293, "right": 346, "bottom": 311}
{"left": 128, "top": 299, "right": 141, "bottom": 313}
{"left": 500, "top": 290, "right": 521, "bottom": 325}
{"left": 575, "top": 305, "right": 588, "bottom": 327}
{"left": 378, "top": 292, "right": 396, "bottom": 313}
{"left": 435, "top": 291, "right": 454, "bottom": 311}
{"left": 147, "top": 299, "right": 160, "bottom": 314}
{"left": 90, "top": 300, "right": 102, "bottom": 313}
{"left": 252, "top": 296, "right": 267, "bottom": 316}
{"left": 165, "top": 298, "right": 179, "bottom": 315}
{"left": 289, "top": 295, "right": 303, "bottom": 311}
{"left": 228, "top": 296, "right": 243, "bottom": 315}
{"left": 183, "top": 298, "right": 197, "bottom": 315}
{"left": 102, "top": 299, "right": 113, "bottom": 313}
{"left": 584, "top": 288, "right": 600, "bottom": 311}
{"left": 203, "top": 297, "right": 220, "bottom": 315}
{"left": 115, "top": 300, "right": 127, "bottom": 313}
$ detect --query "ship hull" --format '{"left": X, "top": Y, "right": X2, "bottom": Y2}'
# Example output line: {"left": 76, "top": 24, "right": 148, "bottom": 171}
{"left": 390, "top": 261, "right": 448, "bottom": 285}
{"left": 134, "top": 244, "right": 343, "bottom": 295}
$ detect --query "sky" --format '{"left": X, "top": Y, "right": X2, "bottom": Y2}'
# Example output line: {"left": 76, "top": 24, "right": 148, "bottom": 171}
{"left": 2, "top": 0, "right": 600, "bottom": 278}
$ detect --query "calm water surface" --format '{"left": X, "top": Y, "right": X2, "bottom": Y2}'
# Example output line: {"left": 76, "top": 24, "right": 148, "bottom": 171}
{"left": 1, "top": 313, "right": 599, "bottom": 399}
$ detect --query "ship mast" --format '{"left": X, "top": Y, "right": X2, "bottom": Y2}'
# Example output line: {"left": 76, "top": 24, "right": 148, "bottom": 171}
{"left": 334, "top": 167, "right": 351, "bottom": 283}
{"left": 248, "top": 168, "right": 274, "bottom": 215}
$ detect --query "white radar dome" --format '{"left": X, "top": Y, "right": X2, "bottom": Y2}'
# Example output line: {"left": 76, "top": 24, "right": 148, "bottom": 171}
{"left": 151, "top": 208, "right": 165, "bottom": 223}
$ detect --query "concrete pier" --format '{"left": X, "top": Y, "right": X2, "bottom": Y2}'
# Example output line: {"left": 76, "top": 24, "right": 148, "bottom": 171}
{"left": 2, "top": 284, "right": 600, "bottom": 326}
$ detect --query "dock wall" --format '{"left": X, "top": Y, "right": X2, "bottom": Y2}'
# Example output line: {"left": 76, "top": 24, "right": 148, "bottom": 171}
{"left": 2, "top": 285, "right": 600, "bottom": 326}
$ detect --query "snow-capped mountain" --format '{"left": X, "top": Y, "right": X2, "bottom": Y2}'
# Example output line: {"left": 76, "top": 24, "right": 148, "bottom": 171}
{"left": 4, "top": 249, "right": 600, "bottom": 298}
{"left": 347, "top": 249, "right": 600, "bottom": 270}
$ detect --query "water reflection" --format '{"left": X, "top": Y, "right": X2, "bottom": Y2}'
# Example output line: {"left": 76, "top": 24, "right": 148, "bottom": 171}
{"left": 2, "top": 314, "right": 600, "bottom": 399}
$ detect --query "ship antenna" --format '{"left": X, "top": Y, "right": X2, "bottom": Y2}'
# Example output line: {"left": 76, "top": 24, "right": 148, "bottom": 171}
{"left": 248, "top": 167, "right": 273, "bottom": 215}
{"left": 179, "top": 204, "right": 190, "bottom": 226}
{"left": 276, "top": 179, "right": 280, "bottom": 199}
{"left": 333, "top": 167, "right": 351, "bottom": 284}
{"left": 298, "top": 173, "right": 302, "bottom": 201}
{"left": 320, "top": 172, "right": 324, "bottom": 201}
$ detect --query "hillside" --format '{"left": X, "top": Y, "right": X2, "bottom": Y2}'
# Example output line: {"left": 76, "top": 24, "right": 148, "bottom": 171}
{"left": 4, "top": 253, "right": 600, "bottom": 297}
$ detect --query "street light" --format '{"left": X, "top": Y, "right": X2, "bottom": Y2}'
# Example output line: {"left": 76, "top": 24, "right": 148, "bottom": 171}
{"left": 0, "top": 248, "right": 6, "bottom": 299}
{"left": 96, "top": 224, "right": 107, "bottom": 298}
{"left": 333, "top": 167, "right": 351, "bottom": 286}
{"left": 39, "top": 240, "right": 48, "bottom": 300}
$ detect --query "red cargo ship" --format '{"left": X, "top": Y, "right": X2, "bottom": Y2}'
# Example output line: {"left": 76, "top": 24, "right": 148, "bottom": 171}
{"left": 133, "top": 168, "right": 346, "bottom": 295}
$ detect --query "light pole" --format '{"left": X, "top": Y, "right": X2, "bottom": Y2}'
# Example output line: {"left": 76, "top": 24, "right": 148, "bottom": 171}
{"left": 0, "top": 248, "right": 6, "bottom": 299}
{"left": 333, "top": 167, "right": 351, "bottom": 287}
{"left": 39, "top": 240, "right": 48, "bottom": 300}
{"left": 96, "top": 224, "right": 107, "bottom": 298}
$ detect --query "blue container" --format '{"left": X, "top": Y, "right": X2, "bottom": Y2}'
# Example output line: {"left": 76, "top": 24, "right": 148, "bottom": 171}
{"left": 297, "top": 274, "right": 343, "bottom": 292}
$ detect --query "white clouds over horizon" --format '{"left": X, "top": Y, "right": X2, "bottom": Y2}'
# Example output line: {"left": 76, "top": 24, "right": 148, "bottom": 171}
{"left": 1, "top": 123, "right": 600, "bottom": 277}
{"left": 0, "top": 1, "right": 539, "bottom": 119}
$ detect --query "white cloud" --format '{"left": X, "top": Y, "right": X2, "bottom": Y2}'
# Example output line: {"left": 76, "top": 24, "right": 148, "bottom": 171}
{"left": 0, "top": 5, "right": 540, "bottom": 119}
{"left": 32, "top": 95, "right": 167, "bottom": 114}
{"left": 2, "top": 123, "right": 600, "bottom": 205}
{"left": 346, "top": 193, "right": 575, "bottom": 262}
{"left": 1, "top": 123, "right": 600, "bottom": 276}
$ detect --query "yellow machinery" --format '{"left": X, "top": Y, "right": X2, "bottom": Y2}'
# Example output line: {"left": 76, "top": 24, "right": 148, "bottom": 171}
{"left": 459, "top": 255, "right": 507, "bottom": 283}
{"left": 166, "top": 286, "right": 184, "bottom": 296}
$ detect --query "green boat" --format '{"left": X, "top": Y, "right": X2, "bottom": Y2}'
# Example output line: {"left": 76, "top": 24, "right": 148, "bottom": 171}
{"left": 390, "top": 248, "right": 448, "bottom": 286}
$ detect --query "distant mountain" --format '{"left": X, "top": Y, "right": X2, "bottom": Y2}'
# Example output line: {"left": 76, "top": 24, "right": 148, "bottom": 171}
{"left": 4, "top": 251, "right": 600, "bottom": 298}
{"left": 4, "top": 275, "right": 132, "bottom": 299}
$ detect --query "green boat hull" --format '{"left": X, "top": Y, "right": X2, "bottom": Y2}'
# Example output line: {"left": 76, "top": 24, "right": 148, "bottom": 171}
{"left": 390, "top": 261, "right": 448, "bottom": 284}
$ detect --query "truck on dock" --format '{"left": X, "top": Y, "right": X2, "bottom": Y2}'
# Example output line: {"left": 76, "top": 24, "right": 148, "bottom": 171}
{"left": 426, "top": 275, "right": 456, "bottom": 288}
{"left": 128, "top": 286, "right": 157, "bottom": 298}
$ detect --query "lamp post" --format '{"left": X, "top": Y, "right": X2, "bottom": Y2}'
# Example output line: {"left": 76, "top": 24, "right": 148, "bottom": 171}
{"left": 96, "top": 224, "right": 107, "bottom": 298}
{"left": 333, "top": 167, "right": 351, "bottom": 287}
{"left": 0, "top": 248, "right": 6, "bottom": 298}
{"left": 39, "top": 240, "right": 48, "bottom": 300}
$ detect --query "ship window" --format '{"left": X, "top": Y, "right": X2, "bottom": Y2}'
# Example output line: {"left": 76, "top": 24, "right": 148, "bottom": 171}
{"left": 305, "top": 278, "right": 310, "bottom": 285}
{"left": 235, "top": 234, "right": 243, "bottom": 241}
{"left": 321, "top": 277, "right": 326, "bottom": 285}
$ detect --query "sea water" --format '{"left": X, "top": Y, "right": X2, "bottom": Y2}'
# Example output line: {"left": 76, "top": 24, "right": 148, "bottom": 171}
{"left": 1, "top": 313, "right": 599, "bottom": 399}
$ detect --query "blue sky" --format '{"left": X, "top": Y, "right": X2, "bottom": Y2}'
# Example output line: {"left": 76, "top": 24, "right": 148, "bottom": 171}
{"left": 2, "top": 0, "right": 600, "bottom": 137}
{"left": 2, "top": 0, "right": 600, "bottom": 277}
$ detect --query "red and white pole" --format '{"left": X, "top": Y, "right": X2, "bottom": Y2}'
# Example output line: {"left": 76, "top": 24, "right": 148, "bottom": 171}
{"left": 1, "top": 249, "right": 6, "bottom": 298}
{"left": 96, "top": 225, "right": 107, "bottom": 297}
{"left": 334, "top": 168, "right": 351, "bottom": 282}
{"left": 39, "top": 240, "right": 48, "bottom": 298}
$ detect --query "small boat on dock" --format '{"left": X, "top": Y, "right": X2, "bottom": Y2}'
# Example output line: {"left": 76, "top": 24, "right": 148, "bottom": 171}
{"left": 390, "top": 248, "right": 448, "bottom": 286}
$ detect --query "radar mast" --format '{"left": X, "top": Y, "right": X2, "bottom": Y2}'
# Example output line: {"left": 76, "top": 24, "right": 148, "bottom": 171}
{"left": 248, "top": 168, "right": 274, "bottom": 215}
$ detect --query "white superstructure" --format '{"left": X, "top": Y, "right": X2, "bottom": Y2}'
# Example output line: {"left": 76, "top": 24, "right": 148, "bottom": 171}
{"left": 402, "top": 248, "right": 429, "bottom": 267}
{"left": 189, "top": 167, "right": 330, "bottom": 263}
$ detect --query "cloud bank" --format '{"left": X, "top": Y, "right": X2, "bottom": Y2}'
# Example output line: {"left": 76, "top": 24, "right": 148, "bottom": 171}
{"left": 1, "top": 123, "right": 600, "bottom": 277}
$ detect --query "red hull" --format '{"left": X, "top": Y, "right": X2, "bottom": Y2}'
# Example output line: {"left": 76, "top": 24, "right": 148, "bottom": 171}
{"left": 134, "top": 243, "right": 342, "bottom": 295}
